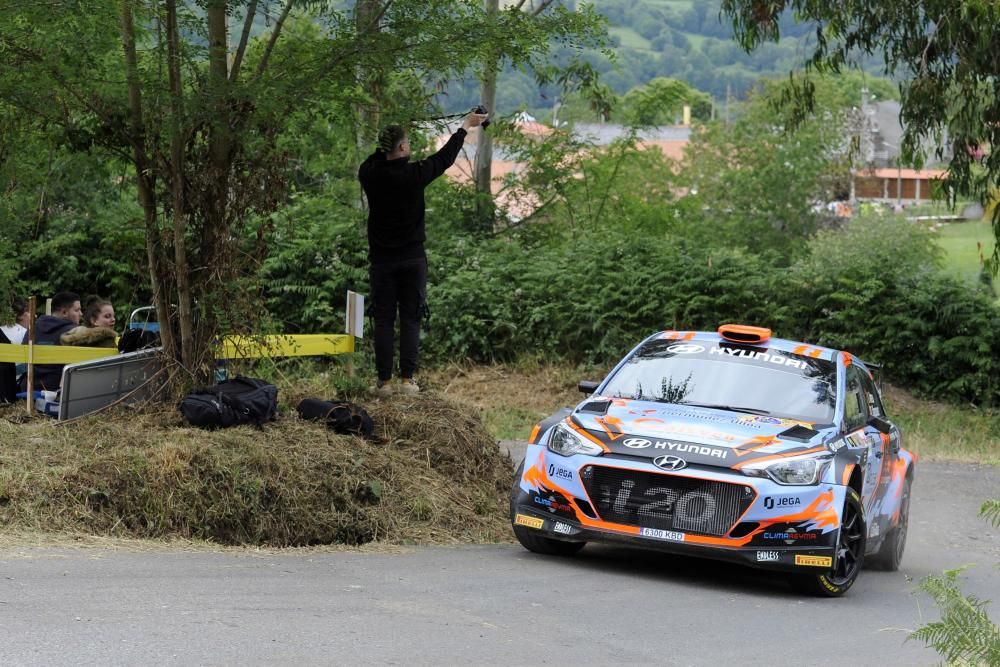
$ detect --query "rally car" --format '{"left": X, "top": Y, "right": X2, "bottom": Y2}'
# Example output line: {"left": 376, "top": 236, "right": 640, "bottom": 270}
{"left": 510, "top": 325, "right": 914, "bottom": 596}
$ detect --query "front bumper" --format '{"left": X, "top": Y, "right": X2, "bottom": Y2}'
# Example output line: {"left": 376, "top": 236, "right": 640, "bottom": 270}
{"left": 512, "top": 445, "right": 844, "bottom": 573}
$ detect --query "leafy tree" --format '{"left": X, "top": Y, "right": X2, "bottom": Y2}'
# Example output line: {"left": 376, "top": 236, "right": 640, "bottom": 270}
{"left": 620, "top": 77, "right": 712, "bottom": 125}
{"left": 473, "top": 0, "right": 608, "bottom": 228}
{"left": 0, "top": 0, "right": 601, "bottom": 385}
{"left": 677, "top": 77, "right": 851, "bottom": 259}
{"left": 721, "top": 0, "right": 1000, "bottom": 272}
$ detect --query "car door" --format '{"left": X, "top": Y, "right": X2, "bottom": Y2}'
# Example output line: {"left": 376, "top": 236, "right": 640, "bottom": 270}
{"left": 858, "top": 368, "right": 900, "bottom": 507}
{"left": 842, "top": 365, "right": 886, "bottom": 509}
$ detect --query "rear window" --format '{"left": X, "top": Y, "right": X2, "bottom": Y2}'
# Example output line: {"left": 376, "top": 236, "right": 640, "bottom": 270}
{"left": 601, "top": 339, "right": 837, "bottom": 424}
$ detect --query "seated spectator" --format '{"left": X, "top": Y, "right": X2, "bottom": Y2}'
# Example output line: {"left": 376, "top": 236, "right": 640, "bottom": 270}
{"left": 26, "top": 291, "right": 82, "bottom": 391}
{"left": 61, "top": 296, "right": 117, "bottom": 349}
{"left": 0, "top": 299, "right": 29, "bottom": 403}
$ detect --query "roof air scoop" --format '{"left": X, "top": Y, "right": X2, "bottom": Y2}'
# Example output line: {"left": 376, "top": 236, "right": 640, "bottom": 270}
{"left": 718, "top": 324, "right": 772, "bottom": 344}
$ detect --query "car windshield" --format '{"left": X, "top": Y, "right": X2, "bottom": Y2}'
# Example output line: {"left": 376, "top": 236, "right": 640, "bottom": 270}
{"left": 601, "top": 339, "right": 837, "bottom": 424}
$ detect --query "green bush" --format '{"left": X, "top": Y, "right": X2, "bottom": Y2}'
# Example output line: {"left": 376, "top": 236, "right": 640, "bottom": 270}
{"left": 260, "top": 189, "right": 1000, "bottom": 407}
{"left": 425, "top": 228, "right": 784, "bottom": 364}
{"left": 785, "top": 217, "right": 1000, "bottom": 406}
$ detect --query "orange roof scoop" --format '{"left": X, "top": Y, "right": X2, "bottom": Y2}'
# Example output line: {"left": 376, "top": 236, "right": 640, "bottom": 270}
{"left": 718, "top": 324, "right": 772, "bottom": 344}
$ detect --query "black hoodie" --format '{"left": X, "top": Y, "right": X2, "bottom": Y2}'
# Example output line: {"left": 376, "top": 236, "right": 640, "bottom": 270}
{"left": 30, "top": 314, "right": 76, "bottom": 390}
{"left": 358, "top": 128, "right": 467, "bottom": 264}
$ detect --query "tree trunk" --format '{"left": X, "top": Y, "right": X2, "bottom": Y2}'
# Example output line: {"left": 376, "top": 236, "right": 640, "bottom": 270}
{"left": 474, "top": 0, "right": 499, "bottom": 230}
{"left": 355, "top": 0, "right": 384, "bottom": 207}
{"left": 165, "top": 0, "right": 194, "bottom": 372}
{"left": 119, "top": 0, "right": 175, "bottom": 362}
{"left": 195, "top": 1, "right": 232, "bottom": 381}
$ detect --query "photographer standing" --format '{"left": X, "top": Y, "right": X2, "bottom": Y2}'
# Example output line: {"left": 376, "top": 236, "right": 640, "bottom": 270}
{"left": 359, "top": 110, "right": 488, "bottom": 394}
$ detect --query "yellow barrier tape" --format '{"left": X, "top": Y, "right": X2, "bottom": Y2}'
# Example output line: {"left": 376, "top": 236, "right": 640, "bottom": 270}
{"left": 0, "top": 345, "right": 116, "bottom": 364}
{"left": 219, "top": 334, "right": 354, "bottom": 359}
{"left": 0, "top": 334, "right": 355, "bottom": 363}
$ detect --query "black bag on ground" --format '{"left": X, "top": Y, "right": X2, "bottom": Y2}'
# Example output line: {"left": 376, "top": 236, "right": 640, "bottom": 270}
{"left": 180, "top": 376, "right": 278, "bottom": 429}
{"left": 297, "top": 398, "right": 374, "bottom": 438}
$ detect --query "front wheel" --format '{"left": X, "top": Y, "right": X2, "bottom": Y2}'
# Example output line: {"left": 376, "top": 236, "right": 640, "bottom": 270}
{"left": 509, "top": 459, "right": 586, "bottom": 557}
{"left": 790, "top": 487, "right": 866, "bottom": 597}
{"left": 868, "top": 477, "right": 911, "bottom": 571}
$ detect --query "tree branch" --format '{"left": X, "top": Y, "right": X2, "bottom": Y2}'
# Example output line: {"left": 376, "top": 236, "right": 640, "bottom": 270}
{"left": 253, "top": 0, "right": 294, "bottom": 81}
{"left": 531, "top": 0, "right": 556, "bottom": 17}
{"left": 230, "top": 0, "right": 259, "bottom": 83}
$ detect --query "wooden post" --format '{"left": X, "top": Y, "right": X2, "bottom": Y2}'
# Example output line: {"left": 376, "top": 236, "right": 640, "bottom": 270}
{"left": 25, "top": 296, "right": 36, "bottom": 415}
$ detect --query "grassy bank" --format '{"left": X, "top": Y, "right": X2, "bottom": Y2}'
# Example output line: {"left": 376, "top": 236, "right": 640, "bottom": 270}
{"left": 0, "top": 390, "right": 513, "bottom": 546}
{"left": 426, "top": 362, "right": 1000, "bottom": 465}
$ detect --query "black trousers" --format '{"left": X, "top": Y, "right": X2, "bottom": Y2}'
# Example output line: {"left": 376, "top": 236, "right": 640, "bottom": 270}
{"left": 370, "top": 257, "right": 427, "bottom": 382}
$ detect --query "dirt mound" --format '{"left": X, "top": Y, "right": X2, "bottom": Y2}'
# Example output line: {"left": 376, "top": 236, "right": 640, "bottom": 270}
{"left": 0, "top": 392, "right": 514, "bottom": 546}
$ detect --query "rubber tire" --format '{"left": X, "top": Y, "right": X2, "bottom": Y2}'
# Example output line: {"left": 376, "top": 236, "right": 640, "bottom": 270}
{"left": 867, "top": 477, "right": 911, "bottom": 571}
{"left": 509, "top": 459, "right": 586, "bottom": 557}
{"left": 790, "top": 487, "right": 866, "bottom": 597}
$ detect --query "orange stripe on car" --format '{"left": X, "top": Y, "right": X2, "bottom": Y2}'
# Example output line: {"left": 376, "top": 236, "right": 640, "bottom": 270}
{"left": 841, "top": 463, "right": 854, "bottom": 487}
{"left": 730, "top": 446, "right": 826, "bottom": 470}
{"left": 733, "top": 435, "right": 779, "bottom": 457}
{"left": 566, "top": 418, "right": 611, "bottom": 452}
{"left": 522, "top": 460, "right": 548, "bottom": 491}
{"left": 792, "top": 345, "right": 823, "bottom": 358}
{"left": 528, "top": 424, "right": 541, "bottom": 444}
{"left": 841, "top": 351, "right": 852, "bottom": 366}
{"left": 660, "top": 331, "right": 696, "bottom": 341}
{"left": 594, "top": 415, "right": 626, "bottom": 441}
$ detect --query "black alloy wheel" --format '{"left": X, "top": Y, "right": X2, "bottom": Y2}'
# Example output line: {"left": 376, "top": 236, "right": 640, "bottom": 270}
{"left": 869, "top": 477, "right": 911, "bottom": 571}
{"left": 791, "top": 488, "right": 866, "bottom": 597}
{"left": 829, "top": 488, "right": 865, "bottom": 585}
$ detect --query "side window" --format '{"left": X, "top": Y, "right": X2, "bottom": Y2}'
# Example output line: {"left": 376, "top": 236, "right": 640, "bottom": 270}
{"left": 843, "top": 367, "right": 869, "bottom": 432}
{"left": 858, "top": 370, "right": 885, "bottom": 418}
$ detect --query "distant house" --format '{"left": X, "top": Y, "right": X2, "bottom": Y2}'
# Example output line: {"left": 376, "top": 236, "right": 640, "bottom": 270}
{"left": 853, "top": 93, "right": 953, "bottom": 168}
{"left": 853, "top": 167, "right": 947, "bottom": 204}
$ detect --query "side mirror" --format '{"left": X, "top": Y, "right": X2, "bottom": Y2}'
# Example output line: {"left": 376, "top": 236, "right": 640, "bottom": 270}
{"left": 578, "top": 380, "right": 600, "bottom": 395}
{"left": 869, "top": 415, "right": 892, "bottom": 435}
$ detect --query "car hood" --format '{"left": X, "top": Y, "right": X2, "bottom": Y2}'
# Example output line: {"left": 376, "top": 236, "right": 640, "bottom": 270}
{"left": 570, "top": 398, "right": 835, "bottom": 469}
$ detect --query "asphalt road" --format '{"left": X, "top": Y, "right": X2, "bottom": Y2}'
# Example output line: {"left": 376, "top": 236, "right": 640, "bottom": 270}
{"left": 0, "top": 460, "right": 997, "bottom": 666}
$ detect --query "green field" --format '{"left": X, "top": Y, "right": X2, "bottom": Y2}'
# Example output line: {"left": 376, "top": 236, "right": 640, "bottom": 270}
{"left": 934, "top": 217, "right": 996, "bottom": 288}
{"left": 609, "top": 26, "right": 652, "bottom": 51}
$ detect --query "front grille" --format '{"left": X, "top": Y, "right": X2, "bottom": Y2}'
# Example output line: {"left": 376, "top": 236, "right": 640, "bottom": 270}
{"left": 581, "top": 465, "right": 754, "bottom": 536}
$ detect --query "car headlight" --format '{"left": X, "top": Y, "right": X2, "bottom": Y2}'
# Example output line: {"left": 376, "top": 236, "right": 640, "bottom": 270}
{"left": 547, "top": 422, "right": 604, "bottom": 457}
{"left": 742, "top": 453, "right": 832, "bottom": 485}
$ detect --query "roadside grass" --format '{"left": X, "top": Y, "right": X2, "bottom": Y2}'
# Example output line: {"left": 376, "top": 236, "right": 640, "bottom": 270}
{"left": 881, "top": 385, "right": 1000, "bottom": 466}
{"left": 423, "top": 360, "right": 608, "bottom": 442}
{"left": 0, "top": 388, "right": 513, "bottom": 547}
{"left": 426, "top": 362, "right": 999, "bottom": 466}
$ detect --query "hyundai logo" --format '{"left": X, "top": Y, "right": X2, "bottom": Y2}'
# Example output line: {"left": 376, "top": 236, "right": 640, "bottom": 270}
{"left": 653, "top": 455, "right": 687, "bottom": 471}
{"left": 666, "top": 344, "right": 705, "bottom": 354}
{"left": 623, "top": 438, "right": 652, "bottom": 449}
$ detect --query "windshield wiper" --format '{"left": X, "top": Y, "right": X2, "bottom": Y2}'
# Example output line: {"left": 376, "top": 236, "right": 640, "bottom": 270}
{"left": 679, "top": 402, "right": 772, "bottom": 416}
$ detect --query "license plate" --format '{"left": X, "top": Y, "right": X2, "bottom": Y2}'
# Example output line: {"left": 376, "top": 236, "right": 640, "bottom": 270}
{"left": 640, "top": 527, "right": 685, "bottom": 541}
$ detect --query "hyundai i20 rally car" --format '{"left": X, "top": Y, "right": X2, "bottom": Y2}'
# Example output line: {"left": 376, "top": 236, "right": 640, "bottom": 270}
{"left": 510, "top": 325, "right": 915, "bottom": 596}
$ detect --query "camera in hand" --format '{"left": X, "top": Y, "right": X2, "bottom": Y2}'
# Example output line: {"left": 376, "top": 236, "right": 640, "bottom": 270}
{"left": 473, "top": 105, "right": 491, "bottom": 128}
